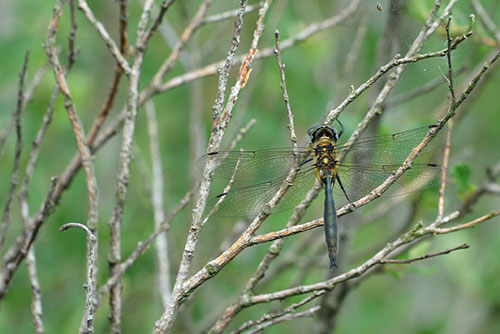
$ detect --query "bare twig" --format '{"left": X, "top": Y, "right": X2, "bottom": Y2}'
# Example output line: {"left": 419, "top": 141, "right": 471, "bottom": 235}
{"left": 86, "top": 0, "right": 129, "bottom": 146}
{"left": 274, "top": 29, "right": 297, "bottom": 145}
{"left": 44, "top": 3, "right": 100, "bottom": 333}
{"left": 245, "top": 306, "right": 320, "bottom": 334}
{"left": 26, "top": 250, "right": 44, "bottom": 334}
{"left": 19, "top": 87, "right": 58, "bottom": 223}
{"left": 59, "top": 223, "right": 98, "bottom": 334}
{"left": 107, "top": 0, "right": 155, "bottom": 331}
{"left": 431, "top": 210, "right": 500, "bottom": 234}
{"left": 0, "top": 51, "right": 29, "bottom": 249}
{"left": 202, "top": 2, "right": 262, "bottom": 25}
{"left": 385, "top": 65, "right": 467, "bottom": 109}
{"left": 0, "top": 176, "right": 58, "bottom": 300}
{"left": 77, "top": 0, "right": 131, "bottom": 74}
{"left": 45, "top": 0, "right": 99, "bottom": 232}
{"left": 145, "top": 100, "right": 171, "bottom": 306}
{"left": 146, "top": 0, "right": 214, "bottom": 96}
{"left": 232, "top": 292, "right": 324, "bottom": 334}
{"left": 68, "top": 0, "right": 78, "bottom": 65}
{"left": 445, "top": 17, "right": 457, "bottom": 106}
{"left": 380, "top": 243, "right": 469, "bottom": 264}
{"left": 142, "top": 0, "right": 177, "bottom": 48}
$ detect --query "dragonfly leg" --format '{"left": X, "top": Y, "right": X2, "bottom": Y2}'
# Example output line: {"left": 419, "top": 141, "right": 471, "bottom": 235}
{"left": 298, "top": 157, "right": 313, "bottom": 167}
{"left": 336, "top": 173, "right": 353, "bottom": 204}
{"left": 336, "top": 119, "right": 345, "bottom": 139}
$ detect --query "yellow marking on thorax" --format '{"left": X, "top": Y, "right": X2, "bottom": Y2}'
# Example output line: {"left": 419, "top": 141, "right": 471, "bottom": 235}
{"left": 313, "top": 136, "right": 338, "bottom": 181}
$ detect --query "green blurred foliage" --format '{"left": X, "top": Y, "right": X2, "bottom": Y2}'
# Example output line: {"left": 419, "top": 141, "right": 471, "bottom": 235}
{"left": 1, "top": 0, "right": 500, "bottom": 333}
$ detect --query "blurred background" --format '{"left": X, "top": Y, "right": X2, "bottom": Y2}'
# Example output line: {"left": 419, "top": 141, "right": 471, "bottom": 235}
{"left": 0, "top": 0, "right": 499, "bottom": 333}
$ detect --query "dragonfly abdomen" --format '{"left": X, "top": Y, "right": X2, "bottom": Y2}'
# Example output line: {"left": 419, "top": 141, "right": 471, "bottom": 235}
{"left": 324, "top": 175, "right": 338, "bottom": 270}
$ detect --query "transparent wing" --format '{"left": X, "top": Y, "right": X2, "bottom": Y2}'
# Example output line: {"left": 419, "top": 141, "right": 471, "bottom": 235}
{"left": 197, "top": 148, "right": 312, "bottom": 187}
{"left": 337, "top": 125, "right": 446, "bottom": 166}
{"left": 206, "top": 166, "right": 317, "bottom": 218}
{"left": 334, "top": 163, "right": 444, "bottom": 202}
{"left": 201, "top": 125, "right": 446, "bottom": 218}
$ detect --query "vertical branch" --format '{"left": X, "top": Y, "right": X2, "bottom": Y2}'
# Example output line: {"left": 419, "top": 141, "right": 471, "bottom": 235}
{"left": 274, "top": 29, "right": 297, "bottom": 146}
{"left": 20, "top": 86, "right": 57, "bottom": 334}
{"left": 44, "top": 1, "right": 100, "bottom": 332}
{"left": 145, "top": 100, "right": 171, "bottom": 306}
{"left": 45, "top": 0, "right": 99, "bottom": 231}
{"left": 107, "top": 0, "right": 157, "bottom": 332}
{"left": 0, "top": 51, "right": 29, "bottom": 249}
{"left": 68, "top": 0, "right": 78, "bottom": 66}
{"left": 60, "top": 223, "right": 98, "bottom": 334}
{"left": 26, "top": 250, "right": 44, "bottom": 334}
{"left": 438, "top": 16, "right": 456, "bottom": 220}
{"left": 445, "top": 16, "right": 457, "bottom": 106}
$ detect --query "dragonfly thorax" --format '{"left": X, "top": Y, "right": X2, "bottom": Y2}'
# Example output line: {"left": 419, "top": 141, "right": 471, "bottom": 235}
{"left": 313, "top": 137, "right": 338, "bottom": 182}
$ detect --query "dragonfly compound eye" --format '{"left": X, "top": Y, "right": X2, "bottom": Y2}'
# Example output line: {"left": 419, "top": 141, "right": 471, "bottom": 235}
{"left": 308, "top": 125, "right": 338, "bottom": 143}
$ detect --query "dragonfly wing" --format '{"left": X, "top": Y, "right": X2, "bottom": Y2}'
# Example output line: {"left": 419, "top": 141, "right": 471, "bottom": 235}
{"left": 335, "top": 163, "right": 444, "bottom": 201}
{"left": 206, "top": 166, "right": 317, "bottom": 218}
{"left": 197, "top": 148, "right": 312, "bottom": 187}
{"left": 337, "top": 125, "right": 446, "bottom": 166}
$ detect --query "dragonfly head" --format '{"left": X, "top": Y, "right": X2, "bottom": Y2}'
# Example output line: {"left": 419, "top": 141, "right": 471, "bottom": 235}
{"left": 307, "top": 124, "right": 339, "bottom": 144}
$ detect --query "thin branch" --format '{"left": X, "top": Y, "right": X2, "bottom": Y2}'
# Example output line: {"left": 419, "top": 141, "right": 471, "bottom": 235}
{"left": 145, "top": 100, "right": 171, "bottom": 307}
{"left": 86, "top": 0, "right": 129, "bottom": 145}
{"left": 274, "top": 29, "right": 297, "bottom": 145}
{"left": 107, "top": 0, "right": 155, "bottom": 331}
{"left": 431, "top": 210, "right": 500, "bottom": 234}
{"left": 146, "top": 0, "right": 214, "bottom": 95}
{"left": 19, "top": 87, "right": 58, "bottom": 223}
{"left": 0, "top": 51, "right": 29, "bottom": 249}
{"left": 44, "top": 3, "right": 100, "bottom": 332}
{"left": 380, "top": 243, "right": 469, "bottom": 264}
{"left": 68, "top": 0, "right": 78, "bottom": 65}
{"left": 445, "top": 16, "right": 457, "bottom": 106}
{"left": 77, "top": 0, "right": 131, "bottom": 74}
{"left": 59, "top": 223, "right": 98, "bottom": 334}
{"left": 232, "top": 292, "right": 324, "bottom": 334}
{"left": 0, "top": 176, "right": 58, "bottom": 300}
{"left": 385, "top": 65, "right": 467, "bottom": 109}
{"left": 142, "top": 0, "right": 177, "bottom": 48}
{"left": 202, "top": 2, "right": 262, "bottom": 25}
{"left": 26, "top": 250, "right": 44, "bottom": 334}
{"left": 245, "top": 306, "right": 320, "bottom": 334}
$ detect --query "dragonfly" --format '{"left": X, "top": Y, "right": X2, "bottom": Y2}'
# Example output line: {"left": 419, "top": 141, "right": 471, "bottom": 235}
{"left": 198, "top": 122, "right": 445, "bottom": 270}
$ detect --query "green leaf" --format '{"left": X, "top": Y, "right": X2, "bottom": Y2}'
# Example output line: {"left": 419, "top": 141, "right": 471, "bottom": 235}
{"left": 451, "top": 162, "right": 475, "bottom": 197}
